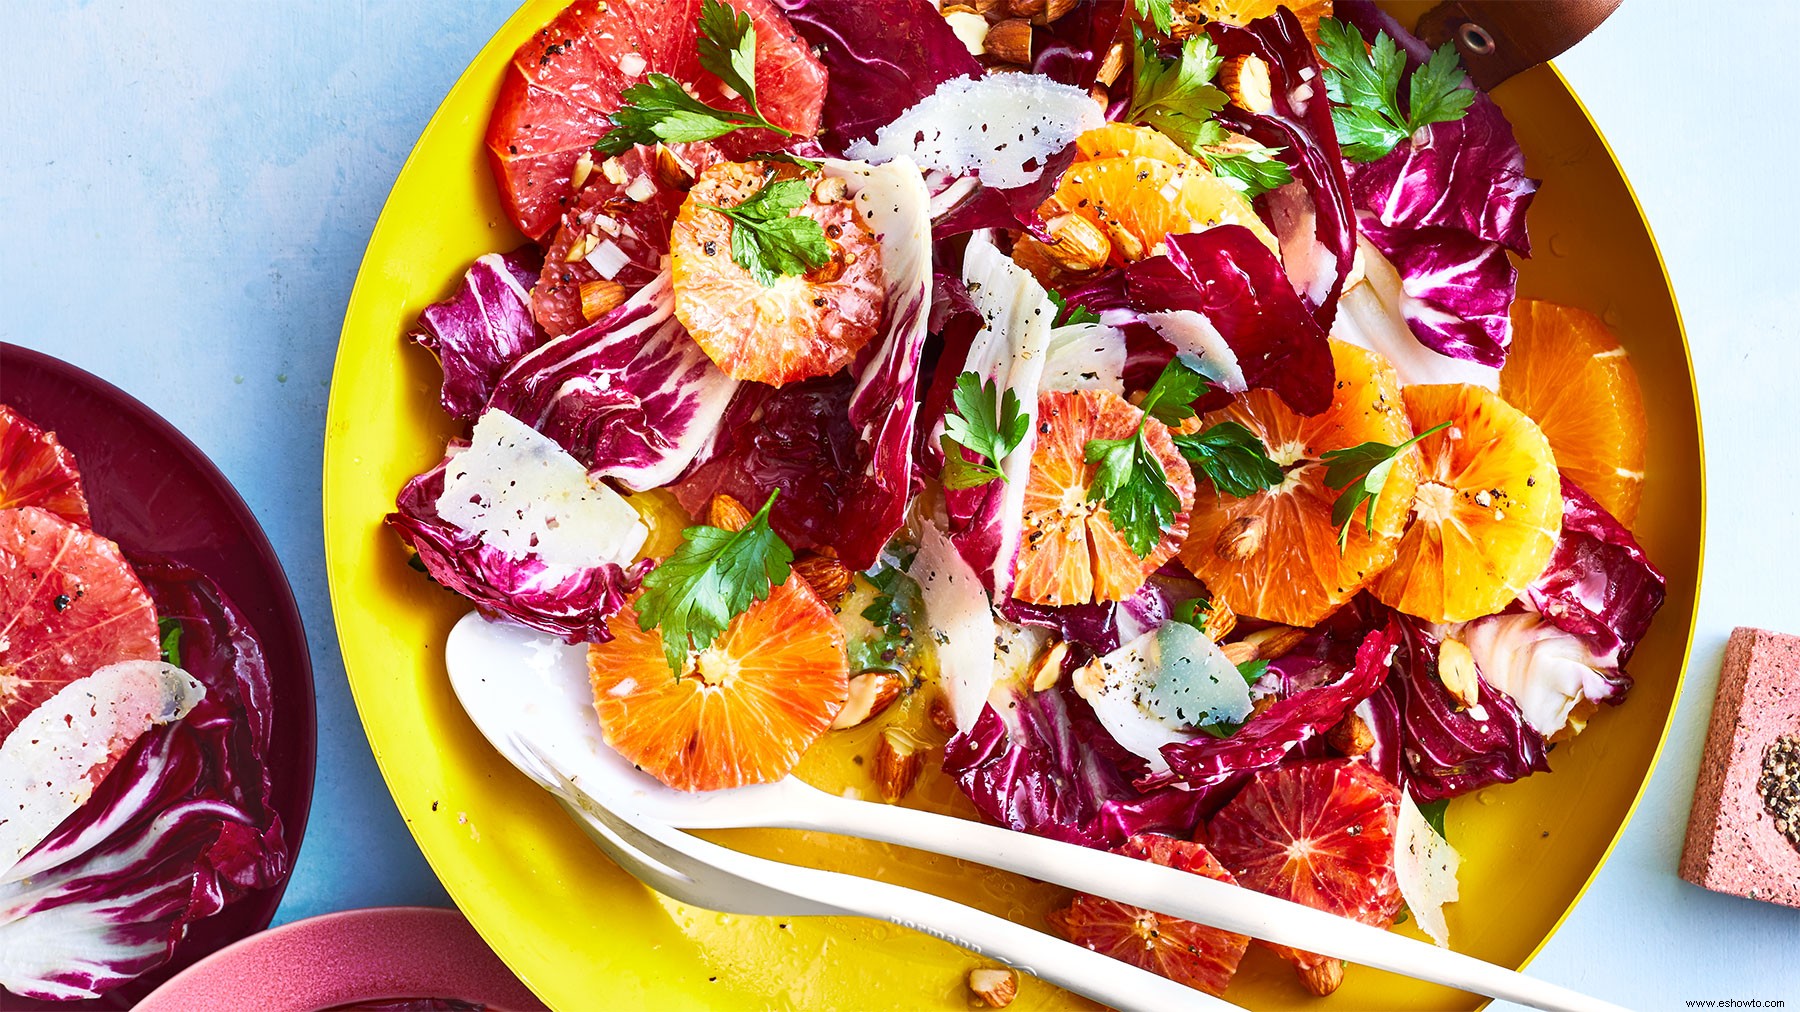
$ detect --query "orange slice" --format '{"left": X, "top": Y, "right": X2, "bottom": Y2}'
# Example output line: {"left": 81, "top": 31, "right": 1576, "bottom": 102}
{"left": 1500, "top": 300, "right": 1647, "bottom": 527}
{"left": 1014, "top": 390, "right": 1196, "bottom": 607}
{"left": 1178, "top": 340, "right": 1421, "bottom": 627}
{"left": 1074, "top": 123, "right": 1194, "bottom": 166}
{"left": 1171, "top": 0, "right": 1334, "bottom": 43}
{"left": 1370, "top": 384, "right": 1563, "bottom": 623}
{"left": 1052, "top": 156, "right": 1278, "bottom": 264}
{"left": 588, "top": 578, "right": 848, "bottom": 792}
{"left": 671, "top": 161, "right": 885, "bottom": 385}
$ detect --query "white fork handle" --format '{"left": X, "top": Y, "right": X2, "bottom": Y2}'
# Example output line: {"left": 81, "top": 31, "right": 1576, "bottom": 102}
{"left": 779, "top": 794, "right": 1623, "bottom": 1012}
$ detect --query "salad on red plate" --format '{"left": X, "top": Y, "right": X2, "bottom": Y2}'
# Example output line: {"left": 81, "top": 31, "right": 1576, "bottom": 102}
{"left": 392, "top": 0, "right": 1665, "bottom": 997}
{"left": 0, "top": 406, "right": 288, "bottom": 1002}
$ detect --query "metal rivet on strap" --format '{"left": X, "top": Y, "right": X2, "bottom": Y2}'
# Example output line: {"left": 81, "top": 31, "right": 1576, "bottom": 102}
{"left": 1457, "top": 21, "right": 1497, "bottom": 55}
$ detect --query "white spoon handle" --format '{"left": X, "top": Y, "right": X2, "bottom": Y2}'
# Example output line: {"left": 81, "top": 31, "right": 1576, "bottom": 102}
{"left": 786, "top": 794, "right": 1621, "bottom": 1012}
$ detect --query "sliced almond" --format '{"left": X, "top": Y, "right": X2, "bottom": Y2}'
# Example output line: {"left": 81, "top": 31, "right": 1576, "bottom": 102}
{"left": 1213, "top": 515, "right": 1265, "bottom": 562}
{"left": 1029, "top": 641, "right": 1069, "bottom": 692}
{"left": 875, "top": 730, "right": 922, "bottom": 802}
{"left": 1243, "top": 624, "right": 1305, "bottom": 661}
{"left": 578, "top": 279, "right": 626, "bottom": 322}
{"left": 1220, "top": 54, "right": 1274, "bottom": 114}
{"left": 1101, "top": 218, "right": 1145, "bottom": 261}
{"left": 984, "top": 18, "right": 1033, "bottom": 65}
{"left": 1034, "top": 0, "right": 1078, "bottom": 25}
{"left": 1437, "top": 638, "right": 1480, "bottom": 709}
{"left": 968, "top": 967, "right": 1018, "bottom": 1008}
{"left": 1297, "top": 957, "right": 1345, "bottom": 997}
{"left": 811, "top": 174, "right": 849, "bottom": 204}
{"left": 570, "top": 150, "right": 595, "bottom": 191}
{"left": 1326, "top": 712, "right": 1376, "bottom": 757}
{"left": 600, "top": 156, "right": 628, "bottom": 185}
{"left": 832, "top": 671, "right": 904, "bottom": 729}
{"left": 653, "top": 144, "right": 697, "bottom": 190}
{"left": 1094, "top": 41, "right": 1126, "bottom": 86}
{"left": 563, "top": 232, "right": 600, "bottom": 264}
{"left": 707, "top": 493, "right": 753, "bottom": 533}
{"left": 793, "top": 551, "right": 853, "bottom": 604}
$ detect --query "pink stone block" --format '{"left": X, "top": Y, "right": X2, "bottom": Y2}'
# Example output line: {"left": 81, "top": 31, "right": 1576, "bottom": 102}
{"left": 1680, "top": 627, "right": 1800, "bottom": 906}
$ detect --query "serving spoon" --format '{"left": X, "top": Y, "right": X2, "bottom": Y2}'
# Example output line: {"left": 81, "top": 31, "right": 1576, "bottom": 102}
{"left": 447, "top": 610, "right": 1623, "bottom": 1012}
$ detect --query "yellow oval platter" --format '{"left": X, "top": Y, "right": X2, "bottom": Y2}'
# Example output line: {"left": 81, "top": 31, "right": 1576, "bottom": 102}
{"left": 323, "top": 2, "right": 1705, "bottom": 1007}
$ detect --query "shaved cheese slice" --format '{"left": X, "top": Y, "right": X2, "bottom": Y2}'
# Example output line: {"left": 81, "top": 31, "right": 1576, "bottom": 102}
{"left": 1139, "top": 309, "right": 1247, "bottom": 393}
{"left": 908, "top": 523, "right": 998, "bottom": 732}
{"left": 847, "top": 74, "right": 1103, "bottom": 189}
{"left": 1042, "top": 322, "right": 1127, "bottom": 396}
{"left": 1395, "top": 792, "right": 1462, "bottom": 947}
{"left": 1458, "top": 612, "right": 1614, "bottom": 737}
{"left": 438, "top": 408, "right": 648, "bottom": 569}
{"left": 1332, "top": 239, "right": 1500, "bottom": 389}
{"left": 1073, "top": 622, "right": 1248, "bottom": 774}
{"left": 0, "top": 661, "right": 204, "bottom": 878}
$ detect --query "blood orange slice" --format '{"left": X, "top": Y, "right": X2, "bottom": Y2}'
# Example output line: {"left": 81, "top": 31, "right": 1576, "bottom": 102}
{"left": 1178, "top": 340, "right": 1421, "bottom": 627}
{"left": 1369, "top": 384, "right": 1563, "bottom": 623}
{"left": 671, "top": 161, "right": 886, "bottom": 385}
{"left": 1500, "top": 300, "right": 1648, "bottom": 527}
{"left": 588, "top": 577, "right": 848, "bottom": 791}
{"left": 1052, "top": 156, "right": 1278, "bottom": 264}
{"left": 1048, "top": 835, "right": 1251, "bottom": 996}
{"left": 1208, "top": 759, "right": 1403, "bottom": 973}
{"left": 486, "top": 0, "right": 826, "bottom": 241}
{"left": 1013, "top": 389, "right": 1196, "bottom": 607}
{"left": 0, "top": 406, "right": 89, "bottom": 526}
{"left": 0, "top": 507, "right": 160, "bottom": 744}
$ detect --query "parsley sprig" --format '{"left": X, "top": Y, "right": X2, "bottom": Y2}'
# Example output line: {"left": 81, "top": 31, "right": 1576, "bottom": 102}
{"left": 1172, "top": 421, "right": 1283, "bottom": 499}
{"left": 1133, "top": 0, "right": 1174, "bottom": 34}
{"left": 1322, "top": 420, "right": 1451, "bottom": 550}
{"left": 158, "top": 616, "right": 183, "bottom": 667}
{"left": 636, "top": 490, "right": 795, "bottom": 675}
{"left": 1048, "top": 289, "right": 1099, "bottom": 328}
{"left": 1315, "top": 17, "right": 1476, "bottom": 162}
{"left": 849, "top": 565, "right": 919, "bottom": 674}
{"left": 941, "top": 372, "right": 1031, "bottom": 491}
{"left": 594, "top": 0, "right": 793, "bottom": 155}
{"left": 1084, "top": 359, "right": 1211, "bottom": 557}
{"left": 701, "top": 177, "right": 831, "bottom": 287}
{"left": 1127, "top": 27, "right": 1294, "bottom": 199}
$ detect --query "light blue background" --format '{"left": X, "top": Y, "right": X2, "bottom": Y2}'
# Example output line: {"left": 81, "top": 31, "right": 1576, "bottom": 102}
{"left": 2, "top": 2, "right": 1795, "bottom": 1008}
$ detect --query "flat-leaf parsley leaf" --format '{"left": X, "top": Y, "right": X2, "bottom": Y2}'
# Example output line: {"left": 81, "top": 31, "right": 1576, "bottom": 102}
{"left": 1322, "top": 420, "right": 1451, "bottom": 550}
{"left": 701, "top": 177, "right": 831, "bottom": 287}
{"left": 1315, "top": 17, "right": 1475, "bottom": 162}
{"left": 941, "top": 372, "right": 1030, "bottom": 490}
{"left": 1084, "top": 358, "right": 1209, "bottom": 556}
{"left": 1172, "top": 421, "right": 1284, "bottom": 498}
{"left": 636, "top": 490, "right": 795, "bottom": 675}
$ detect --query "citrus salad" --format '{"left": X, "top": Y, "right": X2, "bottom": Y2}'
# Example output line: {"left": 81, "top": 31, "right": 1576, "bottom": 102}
{"left": 391, "top": 0, "right": 1666, "bottom": 999}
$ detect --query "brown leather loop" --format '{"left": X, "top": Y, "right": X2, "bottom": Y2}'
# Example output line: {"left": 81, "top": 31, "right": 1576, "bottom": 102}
{"left": 1415, "top": 0, "right": 1623, "bottom": 91}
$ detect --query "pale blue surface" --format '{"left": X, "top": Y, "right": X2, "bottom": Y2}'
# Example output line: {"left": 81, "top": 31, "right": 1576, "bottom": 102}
{"left": 1, "top": 2, "right": 1796, "bottom": 1008}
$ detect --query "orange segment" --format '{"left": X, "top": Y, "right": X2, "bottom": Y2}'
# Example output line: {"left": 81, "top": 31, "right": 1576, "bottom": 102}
{"left": 1073, "top": 123, "right": 1193, "bottom": 165}
{"left": 1171, "top": 0, "right": 1334, "bottom": 43}
{"left": 588, "top": 578, "right": 848, "bottom": 792}
{"left": 1500, "top": 300, "right": 1648, "bottom": 527}
{"left": 1370, "top": 384, "right": 1563, "bottom": 623}
{"left": 671, "top": 161, "right": 885, "bottom": 385}
{"left": 1053, "top": 156, "right": 1278, "bottom": 264}
{"left": 1179, "top": 341, "right": 1421, "bottom": 627}
{"left": 1013, "top": 390, "right": 1196, "bottom": 607}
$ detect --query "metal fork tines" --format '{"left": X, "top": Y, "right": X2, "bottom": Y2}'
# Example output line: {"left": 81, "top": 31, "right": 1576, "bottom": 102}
{"left": 506, "top": 735, "right": 1242, "bottom": 1012}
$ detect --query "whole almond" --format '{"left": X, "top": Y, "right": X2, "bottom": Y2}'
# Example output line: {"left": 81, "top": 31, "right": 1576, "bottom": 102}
{"left": 1005, "top": 0, "right": 1047, "bottom": 17}
{"left": 707, "top": 493, "right": 752, "bottom": 532}
{"left": 984, "top": 18, "right": 1033, "bottom": 65}
{"left": 1297, "top": 957, "right": 1345, "bottom": 997}
{"left": 969, "top": 967, "right": 1019, "bottom": 1008}
{"left": 793, "top": 551, "right": 853, "bottom": 604}
{"left": 1033, "top": 0, "right": 1078, "bottom": 25}
{"left": 1243, "top": 624, "right": 1305, "bottom": 661}
{"left": 1039, "top": 211, "right": 1110, "bottom": 272}
{"left": 1220, "top": 54, "right": 1274, "bottom": 114}
{"left": 875, "top": 730, "right": 922, "bottom": 802}
{"left": 1094, "top": 41, "right": 1126, "bottom": 86}
{"left": 1437, "top": 638, "right": 1481, "bottom": 708}
{"left": 1215, "top": 515, "right": 1266, "bottom": 561}
{"left": 1220, "top": 641, "right": 1258, "bottom": 667}
{"left": 1030, "top": 641, "right": 1069, "bottom": 692}
{"left": 1326, "top": 712, "right": 1376, "bottom": 757}
{"left": 578, "top": 279, "right": 626, "bottom": 322}
{"left": 832, "top": 671, "right": 904, "bottom": 729}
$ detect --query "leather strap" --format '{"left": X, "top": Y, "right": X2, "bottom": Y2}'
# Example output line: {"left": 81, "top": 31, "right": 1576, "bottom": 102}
{"left": 1415, "top": 0, "right": 1623, "bottom": 91}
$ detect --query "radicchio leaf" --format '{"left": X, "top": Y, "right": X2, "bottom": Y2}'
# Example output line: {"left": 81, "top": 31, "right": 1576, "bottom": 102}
{"left": 1525, "top": 479, "right": 1666, "bottom": 669}
{"left": 1355, "top": 218, "right": 1516, "bottom": 369}
{"left": 998, "top": 580, "right": 1170, "bottom": 657}
{"left": 410, "top": 250, "right": 546, "bottom": 424}
{"left": 388, "top": 447, "right": 649, "bottom": 644}
{"left": 0, "top": 561, "right": 287, "bottom": 1002}
{"left": 943, "top": 684, "right": 1209, "bottom": 850}
{"left": 486, "top": 272, "right": 739, "bottom": 492}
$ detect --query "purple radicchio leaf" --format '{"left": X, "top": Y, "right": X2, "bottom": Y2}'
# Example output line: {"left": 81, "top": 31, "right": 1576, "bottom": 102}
{"left": 1157, "top": 617, "right": 1400, "bottom": 791}
{"left": 1205, "top": 10, "right": 1356, "bottom": 329}
{"left": 1334, "top": 0, "right": 1538, "bottom": 255}
{"left": 0, "top": 561, "right": 287, "bottom": 1003}
{"left": 485, "top": 272, "right": 739, "bottom": 492}
{"left": 387, "top": 446, "right": 649, "bottom": 644}
{"left": 1525, "top": 479, "right": 1666, "bottom": 669}
{"left": 998, "top": 580, "right": 1170, "bottom": 658}
{"left": 1357, "top": 217, "right": 1517, "bottom": 369}
{"left": 1361, "top": 615, "right": 1552, "bottom": 802}
{"left": 942, "top": 683, "right": 1210, "bottom": 851}
{"left": 409, "top": 249, "right": 547, "bottom": 425}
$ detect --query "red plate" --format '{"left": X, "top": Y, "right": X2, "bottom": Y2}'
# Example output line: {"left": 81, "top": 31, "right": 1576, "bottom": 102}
{"left": 0, "top": 343, "right": 316, "bottom": 1010}
{"left": 135, "top": 907, "right": 542, "bottom": 1011}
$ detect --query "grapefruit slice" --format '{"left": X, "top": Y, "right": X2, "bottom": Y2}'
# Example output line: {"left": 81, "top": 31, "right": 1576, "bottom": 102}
{"left": 1178, "top": 340, "right": 1421, "bottom": 627}
{"left": 485, "top": 0, "right": 826, "bottom": 241}
{"left": 1370, "top": 384, "right": 1563, "bottom": 623}
{"left": 588, "top": 577, "right": 848, "bottom": 791}
{"left": 0, "top": 507, "right": 161, "bottom": 744}
{"left": 1013, "top": 389, "right": 1197, "bottom": 607}
{"left": 1208, "top": 759, "right": 1403, "bottom": 973}
{"left": 0, "top": 406, "right": 89, "bottom": 526}
{"left": 1500, "top": 300, "right": 1647, "bottom": 527}
{"left": 1048, "top": 835, "right": 1251, "bottom": 996}
{"left": 1052, "top": 156, "right": 1278, "bottom": 264}
{"left": 671, "top": 161, "right": 886, "bottom": 385}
